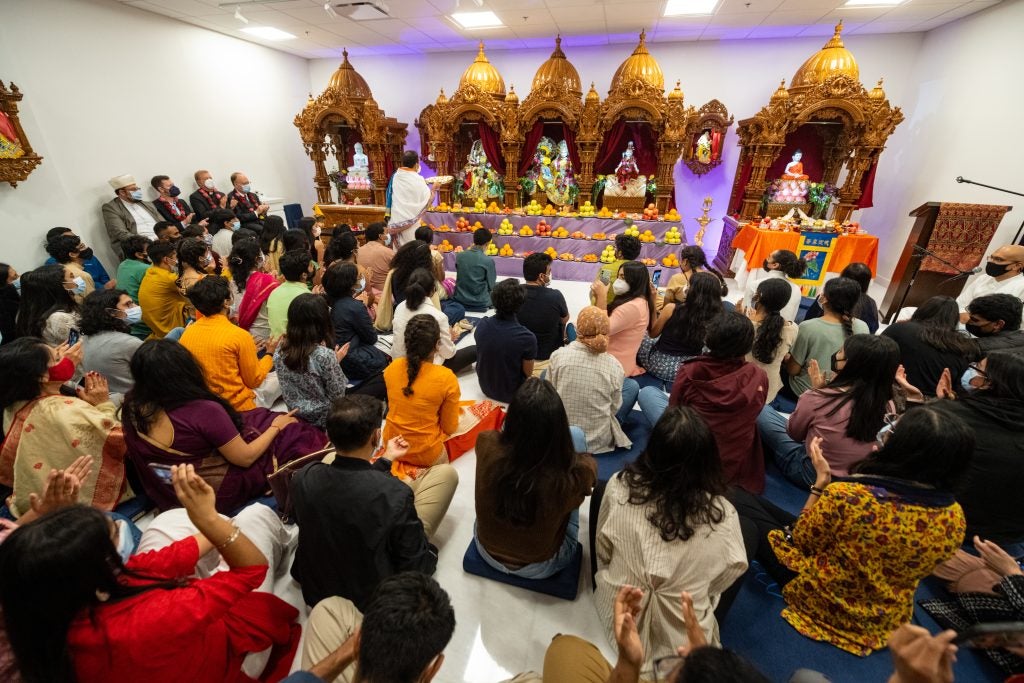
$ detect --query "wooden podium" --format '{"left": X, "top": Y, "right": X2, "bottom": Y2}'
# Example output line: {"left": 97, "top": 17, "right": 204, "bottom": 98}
{"left": 881, "top": 202, "right": 1013, "bottom": 322}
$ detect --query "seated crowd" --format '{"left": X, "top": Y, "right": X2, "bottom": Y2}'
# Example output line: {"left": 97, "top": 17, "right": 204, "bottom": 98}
{"left": 0, "top": 166, "right": 1022, "bottom": 683}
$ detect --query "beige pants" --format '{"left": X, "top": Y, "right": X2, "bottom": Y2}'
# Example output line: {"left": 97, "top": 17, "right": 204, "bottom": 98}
{"left": 405, "top": 463, "right": 459, "bottom": 538}
{"left": 542, "top": 635, "right": 655, "bottom": 683}
{"left": 302, "top": 596, "right": 362, "bottom": 683}
{"left": 531, "top": 359, "right": 551, "bottom": 377}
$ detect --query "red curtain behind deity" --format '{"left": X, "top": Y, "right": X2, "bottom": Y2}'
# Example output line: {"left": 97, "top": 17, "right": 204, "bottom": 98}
{"left": 764, "top": 124, "right": 826, "bottom": 184}
{"left": 477, "top": 122, "right": 505, "bottom": 176}
{"left": 595, "top": 119, "right": 627, "bottom": 174}
{"left": 857, "top": 160, "right": 878, "bottom": 209}
{"left": 596, "top": 121, "right": 658, "bottom": 176}
{"left": 519, "top": 121, "right": 546, "bottom": 176}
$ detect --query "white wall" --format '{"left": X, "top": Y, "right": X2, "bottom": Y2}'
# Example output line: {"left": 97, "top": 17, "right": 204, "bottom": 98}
{"left": 0, "top": 0, "right": 316, "bottom": 275}
{"left": 309, "top": 31, "right": 925, "bottom": 268}
{"left": 868, "top": 0, "right": 1024, "bottom": 282}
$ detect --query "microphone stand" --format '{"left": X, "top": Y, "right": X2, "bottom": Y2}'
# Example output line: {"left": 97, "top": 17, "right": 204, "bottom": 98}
{"left": 892, "top": 244, "right": 975, "bottom": 321}
{"left": 955, "top": 176, "right": 1024, "bottom": 244}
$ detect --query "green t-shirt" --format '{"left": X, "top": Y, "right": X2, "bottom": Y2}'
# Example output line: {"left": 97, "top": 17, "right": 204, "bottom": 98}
{"left": 788, "top": 317, "right": 869, "bottom": 396}
{"left": 268, "top": 281, "right": 312, "bottom": 337}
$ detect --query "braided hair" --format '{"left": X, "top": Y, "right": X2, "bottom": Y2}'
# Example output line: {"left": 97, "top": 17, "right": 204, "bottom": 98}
{"left": 403, "top": 313, "right": 440, "bottom": 397}
{"left": 822, "top": 277, "right": 862, "bottom": 338}
{"left": 751, "top": 278, "right": 791, "bottom": 364}
{"left": 679, "top": 245, "right": 729, "bottom": 297}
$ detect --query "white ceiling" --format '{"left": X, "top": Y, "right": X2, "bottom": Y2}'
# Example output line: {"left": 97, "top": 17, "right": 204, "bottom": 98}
{"left": 118, "top": 0, "right": 1002, "bottom": 59}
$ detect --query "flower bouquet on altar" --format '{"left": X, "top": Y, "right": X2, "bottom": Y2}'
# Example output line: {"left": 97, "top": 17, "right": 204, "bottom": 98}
{"left": 808, "top": 182, "right": 839, "bottom": 218}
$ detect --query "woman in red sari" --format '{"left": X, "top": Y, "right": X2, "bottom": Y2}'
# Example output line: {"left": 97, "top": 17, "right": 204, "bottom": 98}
{"left": 0, "top": 465, "right": 300, "bottom": 683}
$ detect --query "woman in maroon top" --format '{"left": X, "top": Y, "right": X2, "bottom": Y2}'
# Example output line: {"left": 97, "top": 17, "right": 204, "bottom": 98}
{"left": 0, "top": 465, "right": 299, "bottom": 683}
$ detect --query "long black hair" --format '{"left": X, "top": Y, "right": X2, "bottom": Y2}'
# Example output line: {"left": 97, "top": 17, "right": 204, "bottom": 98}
{"left": 281, "top": 294, "right": 334, "bottom": 372}
{"left": 391, "top": 241, "right": 433, "bottom": 300}
{"left": 851, "top": 403, "right": 974, "bottom": 491}
{"left": 771, "top": 249, "right": 806, "bottom": 279}
{"left": 821, "top": 276, "right": 862, "bottom": 337}
{"left": 910, "top": 296, "right": 980, "bottom": 358}
{"left": 78, "top": 289, "right": 131, "bottom": 336}
{"left": 621, "top": 405, "right": 727, "bottom": 541}
{"left": 967, "top": 349, "right": 1024, "bottom": 402}
{"left": 750, "top": 278, "right": 791, "bottom": 364}
{"left": 680, "top": 245, "right": 728, "bottom": 296}
{"left": 122, "top": 339, "right": 243, "bottom": 434}
{"left": 402, "top": 314, "right": 439, "bottom": 397}
{"left": 261, "top": 215, "right": 286, "bottom": 255}
{"left": 325, "top": 231, "right": 358, "bottom": 266}
{"left": 176, "top": 237, "right": 209, "bottom": 279}
{"left": 404, "top": 268, "right": 435, "bottom": 311}
{"left": 0, "top": 506, "right": 187, "bottom": 683}
{"left": 492, "top": 378, "right": 578, "bottom": 527}
{"left": 608, "top": 261, "right": 655, "bottom": 332}
{"left": 660, "top": 271, "right": 721, "bottom": 352}
{"left": 15, "top": 265, "right": 77, "bottom": 338}
{"left": 228, "top": 238, "right": 262, "bottom": 292}
{"left": 818, "top": 334, "right": 899, "bottom": 442}
{"left": 0, "top": 337, "right": 50, "bottom": 409}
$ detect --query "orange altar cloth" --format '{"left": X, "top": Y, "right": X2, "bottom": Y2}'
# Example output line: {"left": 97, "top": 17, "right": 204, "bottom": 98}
{"left": 731, "top": 225, "right": 879, "bottom": 276}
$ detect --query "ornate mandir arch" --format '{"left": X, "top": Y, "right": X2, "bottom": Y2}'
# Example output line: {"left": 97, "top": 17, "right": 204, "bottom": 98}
{"left": 294, "top": 50, "right": 408, "bottom": 205}
{"left": 728, "top": 23, "right": 903, "bottom": 222}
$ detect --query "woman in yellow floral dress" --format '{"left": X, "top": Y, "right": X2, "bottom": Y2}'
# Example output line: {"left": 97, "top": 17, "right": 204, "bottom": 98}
{"left": 726, "top": 404, "right": 971, "bottom": 655}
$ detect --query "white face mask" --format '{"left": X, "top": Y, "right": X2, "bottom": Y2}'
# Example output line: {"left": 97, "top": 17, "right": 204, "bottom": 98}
{"left": 203, "top": 178, "right": 216, "bottom": 190}
{"left": 312, "top": 227, "right": 322, "bottom": 238}
{"left": 612, "top": 279, "right": 630, "bottom": 295}
{"left": 355, "top": 276, "right": 366, "bottom": 295}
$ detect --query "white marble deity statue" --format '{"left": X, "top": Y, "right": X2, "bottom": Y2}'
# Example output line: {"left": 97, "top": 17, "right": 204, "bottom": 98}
{"left": 782, "top": 150, "right": 809, "bottom": 181}
{"left": 347, "top": 143, "right": 369, "bottom": 178}
{"left": 772, "top": 149, "right": 811, "bottom": 203}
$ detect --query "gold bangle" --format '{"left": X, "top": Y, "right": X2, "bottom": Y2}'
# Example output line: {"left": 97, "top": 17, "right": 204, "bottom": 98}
{"left": 216, "top": 525, "right": 241, "bottom": 551}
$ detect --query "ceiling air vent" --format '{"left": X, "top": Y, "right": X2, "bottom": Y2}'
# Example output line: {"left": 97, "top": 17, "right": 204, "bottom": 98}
{"left": 331, "top": 2, "right": 390, "bottom": 20}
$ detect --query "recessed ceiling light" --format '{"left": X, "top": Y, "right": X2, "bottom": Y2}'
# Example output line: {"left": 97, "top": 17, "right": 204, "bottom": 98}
{"left": 450, "top": 11, "right": 504, "bottom": 29}
{"left": 240, "top": 26, "right": 296, "bottom": 40}
{"left": 843, "top": 0, "right": 904, "bottom": 5}
{"left": 663, "top": 0, "right": 718, "bottom": 16}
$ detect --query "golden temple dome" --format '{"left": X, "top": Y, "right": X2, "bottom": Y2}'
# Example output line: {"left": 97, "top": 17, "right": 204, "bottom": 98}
{"left": 436, "top": 88, "right": 447, "bottom": 105}
{"left": 667, "top": 80, "right": 683, "bottom": 101}
{"left": 459, "top": 42, "right": 506, "bottom": 99}
{"left": 770, "top": 79, "right": 789, "bottom": 101}
{"left": 790, "top": 22, "right": 859, "bottom": 92}
{"left": 326, "top": 49, "right": 372, "bottom": 101}
{"left": 610, "top": 30, "right": 665, "bottom": 93}
{"left": 586, "top": 82, "right": 600, "bottom": 104}
{"left": 869, "top": 78, "right": 886, "bottom": 100}
{"left": 531, "top": 35, "right": 582, "bottom": 96}
{"left": 506, "top": 84, "right": 519, "bottom": 104}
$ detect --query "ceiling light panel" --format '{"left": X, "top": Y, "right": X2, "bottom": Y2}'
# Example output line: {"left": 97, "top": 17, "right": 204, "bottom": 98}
{"left": 240, "top": 26, "right": 296, "bottom": 39}
{"left": 664, "top": 0, "right": 719, "bottom": 16}
{"left": 450, "top": 10, "right": 504, "bottom": 28}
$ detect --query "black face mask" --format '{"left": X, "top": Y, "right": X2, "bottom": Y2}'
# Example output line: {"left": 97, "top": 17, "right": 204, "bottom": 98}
{"left": 79, "top": 247, "right": 94, "bottom": 261}
{"left": 965, "top": 323, "right": 997, "bottom": 338}
{"left": 830, "top": 351, "right": 842, "bottom": 373}
{"left": 169, "top": 185, "right": 182, "bottom": 198}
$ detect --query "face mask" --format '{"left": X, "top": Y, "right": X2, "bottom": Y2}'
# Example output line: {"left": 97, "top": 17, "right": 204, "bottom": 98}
{"left": 830, "top": 351, "right": 842, "bottom": 373}
{"left": 384, "top": 233, "right": 392, "bottom": 246}
{"left": 71, "top": 276, "right": 87, "bottom": 295}
{"left": 11, "top": 277, "right": 20, "bottom": 293}
{"left": 312, "top": 227, "right": 322, "bottom": 238}
{"left": 123, "top": 306, "right": 143, "bottom": 325}
{"left": 48, "top": 356, "right": 76, "bottom": 382}
{"left": 113, "top": 518, "right": 135, "bottom": 564}
{"left": 78, "top": 247, "right": 94, "bottom": 261}
{"left": 985, "top": 261, "right": 1014, "bottom": 278}
{"left": 129, "top": 189, "right": 144, "bottom": 201}
{"left": 203, "top": 233, "right": 214, "bottom": 247}
{"left": 355, "top": 276, "right": 366, "bottom": 295}
{"left": 241, "top": 183, "right": 252, "bottom": 193}
{"left": 230, "top": 221, "right": 240, "bottom": 231}
{"left": 965, "top": 323, "right": 996, "bottom": 338}
{"left": 960, "top": 366, "right": 982, "bottom": 392}
{"left": 202, "top": 254, "right": 213, "bottom": 267}
{"left": 875, "top": 422, "right": 895, "bottom": 449}
{"left": 204, "top": 178, "right": 216, "bottom": 190}
{"left": 612, "top": 279, "right": 630, "bottom": 295}
{"left": 168, "top": 185, "right": 181, "bottom": 198}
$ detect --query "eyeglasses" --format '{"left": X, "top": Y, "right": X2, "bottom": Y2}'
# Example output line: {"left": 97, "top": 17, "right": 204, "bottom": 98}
{"left": 876, "top": 412, "right": 899, "bottom": 448}
{"left": 653, "top": 655, "right": 685, "bottom": 681}
{"left": 968, "top": 362, "right": 987, "bottom": 377}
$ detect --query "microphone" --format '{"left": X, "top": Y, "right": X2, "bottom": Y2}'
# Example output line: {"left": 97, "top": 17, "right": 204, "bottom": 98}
{"left": 956, "top": 176, "right": 964, "bottom": 183}
{"left": 967, "top": 266, "right": 983, "bottom": 275}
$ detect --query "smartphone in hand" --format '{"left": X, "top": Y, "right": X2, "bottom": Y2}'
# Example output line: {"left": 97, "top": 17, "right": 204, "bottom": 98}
{"left": 652, "top": 268, "right": 663, "bottom": 288}
{"left": 148, "top": 463, "right": 174, "bottom": 485}
{"left": 599, "top": 270, "right": 611, "bottom": 285}
{"left": 67, "top": 328, "right": 81, "bottom": 346}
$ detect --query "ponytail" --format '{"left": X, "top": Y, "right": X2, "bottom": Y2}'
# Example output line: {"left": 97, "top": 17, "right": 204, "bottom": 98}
{"left": 751, "top": 278, "right": 791, "bottom": 364}
{"left": 402, "top": 314, "right": 440, "bottom": 397}
{"left": 404, "top": 268, "right": 434, "bottom": 311}
{"left": 708, "top": 266, "right": 729, "bottom": 297}
{"left": 822, "top": 277, "right": 862, "bottom": 339}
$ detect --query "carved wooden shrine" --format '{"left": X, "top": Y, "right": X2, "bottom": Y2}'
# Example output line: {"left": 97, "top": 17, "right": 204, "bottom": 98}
{"left": 0, "top": 80, "right": 43, "bottom": 187}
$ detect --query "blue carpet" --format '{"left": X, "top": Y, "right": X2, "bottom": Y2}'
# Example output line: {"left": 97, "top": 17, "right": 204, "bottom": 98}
{"left": 594, "top": 411, "right": 652, "bottom": 482}
{"left": 720, "top": 468, "right": 1003, "bottom": 682}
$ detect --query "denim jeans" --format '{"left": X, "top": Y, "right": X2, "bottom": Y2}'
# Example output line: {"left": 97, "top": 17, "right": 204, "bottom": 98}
{"left": 474, "top": 509, "right": 580, "bottom": 579}
{"left": 440, "top": 299, "right": 466, "bottom": 326}
{"left": 757, "top": 404, "right": 815, "bottom": 487}
{"left": 637, "top": 385, "right": 670, "bottom": 426}
{"left": 165, "top": 326, "right": 186, "bottom": 342}
{"left": 617, "top": 378, "right": 640, "bottom": 424}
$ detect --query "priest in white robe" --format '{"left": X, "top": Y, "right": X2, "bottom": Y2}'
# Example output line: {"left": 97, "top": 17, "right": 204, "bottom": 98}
{"left": 388, "top": 151, "right": 438, "bottom": 246}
